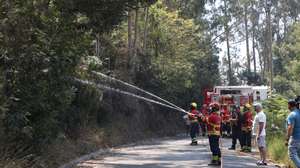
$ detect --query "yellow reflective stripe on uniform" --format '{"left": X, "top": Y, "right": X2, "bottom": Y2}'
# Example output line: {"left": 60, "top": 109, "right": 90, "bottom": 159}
{"left": 208, "top": 123, "right": 220, "bottom": 129}
{"left": 208, "top": 132, "right": 220, "bottom": 136}
{"left": 208, "top": 122, "right": 220, "bottom": 135}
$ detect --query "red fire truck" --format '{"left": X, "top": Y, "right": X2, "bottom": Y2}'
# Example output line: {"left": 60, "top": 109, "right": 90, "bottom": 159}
{"left": 204, "top": 86, "right": 268, "bottom": 107}
{"left": 203, "top": 86, "right": 269, "bottom": 136}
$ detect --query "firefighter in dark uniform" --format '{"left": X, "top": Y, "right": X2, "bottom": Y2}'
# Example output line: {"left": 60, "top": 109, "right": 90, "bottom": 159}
{"left": 188, "top": 102, "right": 200, "bottom": 145}
{"left": 240, "top": 103, "right": 253, "bottom": 152}
{"left": 206, "top": 103, "right": 222, "bottom": 165}
{"left": 228, "top": 105, "right": 242, "bottom": 150}
{"left": 200, "top": 104, "right": 208, "bottom": 136}
{"left": 221, "top": 105, "right": 231, "bottom": 137}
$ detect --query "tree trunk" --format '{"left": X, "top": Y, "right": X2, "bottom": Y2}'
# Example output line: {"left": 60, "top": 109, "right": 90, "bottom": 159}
{"left": 252, "top": 30, "right": 256, "bottom": 74}
{"left": 268, "top": 7, "right": 273, "bottom": 91}
{"left": 129, "top": 6, "right": 139, "bottom": 78}
{"left": 133, "top": 7, "right": 139, "bottom": 56}
{"left": 257, "top": 47, "right": 264, "bottom": 77}
{"left": 143, "top": 7, "right": 149, "bottom": 54}
{"left": 250, "top": 2, "right": 257, "bottom": 75}
{"left": 226, "top": 28, "right": 232, "bottom": 85}
{"left": 282, "top": 1, "right": 288, "bottom": 40}
{"left": 244, "top": 5, "right": 251, "bottom": 73}
{"left": 265, "top": 3, "right": 273, "bottom": 91}
{"left": 256, "top": 20, "right": 265, "bottom": 78}
{"left": 95, "top": 34, "right": 100, "bottom": 57}
{"left": 264, "top": 7, "right": 269, "bottom": 80}
{"left": 128, "top": 11, "right": 133, "bottom": 59}
{"left": 283, "top": 15, "right": 287, "bottom": 40}
{"left": 224, "top": 0, "right": 232, "bottom": 85}
{"left": 263, "top": 38, "right": 268, "bottom": 79}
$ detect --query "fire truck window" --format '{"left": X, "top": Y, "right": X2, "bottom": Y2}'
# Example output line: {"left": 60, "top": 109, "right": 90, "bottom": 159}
{"left": 220, "top": 90, "right": 241, "bottom": 95}
{"left": 257, "top": 96, "right": 261, "bottom": 100}
{"left": 256, "top": 91, "right": 261, "bottom": 100}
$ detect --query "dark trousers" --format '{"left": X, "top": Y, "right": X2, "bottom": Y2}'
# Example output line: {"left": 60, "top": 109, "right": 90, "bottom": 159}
{"left": 241, "top": 131, "right": 251, "bottom": 148}
{"left": 190, "top": 122, "right": 199, "bottom": 140}
{"left": 200, "top": 123, "right": 206, "bottom": 136}
{"left": 209, "top": 135, "right": 221, "bottom": 157}
{"left": 231, "top": 127, "right": 241, "bottom": 148}
{"left": 222, "top": 122, "right": 231, "bottom": 135}
{"left": 185, "top": 124, "right": 190, "bottom": 136}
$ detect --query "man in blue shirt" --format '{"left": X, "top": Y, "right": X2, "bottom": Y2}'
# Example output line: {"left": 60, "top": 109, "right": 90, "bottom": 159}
{"left": 286, "top": 99, "right": 300, "bottom": 167}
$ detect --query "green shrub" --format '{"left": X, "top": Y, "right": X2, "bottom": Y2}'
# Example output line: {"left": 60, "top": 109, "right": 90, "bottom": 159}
{"left": 263, "top": 94, "right": 289, "bottom": 133}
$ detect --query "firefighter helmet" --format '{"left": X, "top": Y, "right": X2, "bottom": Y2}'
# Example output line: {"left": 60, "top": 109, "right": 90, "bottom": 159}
{"left": 191, "top": 102, "right": 197, "bottom": 109}
{"left": 243, "top": 103, "right": 252, "bottom": 112}
{"left": 244, "top": 103, "right": 252, "bottom": 109}
{"left": 209, "top": 102, "right": 220, "bottom": 112}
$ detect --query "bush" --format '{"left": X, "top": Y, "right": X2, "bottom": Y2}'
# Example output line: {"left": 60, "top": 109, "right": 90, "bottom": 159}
{"left": 263, "top": 94, "right": 289, "bottom": 132}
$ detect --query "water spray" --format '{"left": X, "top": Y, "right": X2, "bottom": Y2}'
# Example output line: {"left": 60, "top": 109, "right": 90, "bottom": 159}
{"left": 73, "top": 78, "right": 190, "bottom": 115}
{"left": 91, "top": 71, "right": 186, "bottom": 112}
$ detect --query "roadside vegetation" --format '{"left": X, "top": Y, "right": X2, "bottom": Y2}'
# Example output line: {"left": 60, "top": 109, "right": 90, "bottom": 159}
{"left": 263, "top": 95, "right": 292, "bottom": 167}
{"left": 0, "top": 1, "right": 218, "bottom": 167}
{"left": 0, "top": 0, "right": 300, "bottom": 167}
{"left": 262, "top": 22, "right": 300, "bottom": 168}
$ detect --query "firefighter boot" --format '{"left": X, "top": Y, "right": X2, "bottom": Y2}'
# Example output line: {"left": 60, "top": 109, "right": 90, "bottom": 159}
{"left": 240, "top": 146, "right": 247, "bottom": 152}
{"left": 217, "top": 157, "right": 221, "bottom": 166}
{"left": 190, "top": 138, "right": 198, "bottom": 145}
{"left": 208, "top": 156, "right": 220, "bottom": 166}
{"left": 245, "top": 146, "right": 251, "bottom": 153}
{"left": 190, "top": 141, "right": 198, "bottom": 145}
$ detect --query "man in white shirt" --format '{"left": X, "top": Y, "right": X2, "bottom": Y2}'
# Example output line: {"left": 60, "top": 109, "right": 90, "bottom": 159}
{"left": 253, "top": 103, "right": 267, "bottom": 165}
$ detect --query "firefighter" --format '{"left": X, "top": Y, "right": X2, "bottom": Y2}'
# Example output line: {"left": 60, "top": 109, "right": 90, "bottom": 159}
{"left": 221, "top": 105, "right": 231, "bottom": 137}
{"left": 188, "top": 102, "right": 200, "bottom": 145}
{"left": 207, "top": 103, "right": 222, "bottom": 166}
{"left": 240, "top": 103, "right": 253, "bottom": 152}
{"left": 228, "top": 105, "right": 242, "bottom": 150}
{"left": 200, "top": 104, "right": 208, "bottom": 136}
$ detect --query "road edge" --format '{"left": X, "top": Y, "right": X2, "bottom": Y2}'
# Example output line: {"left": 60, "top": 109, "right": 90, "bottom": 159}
{"left": 58, "top": 134, "right": 188, "bottom": 168}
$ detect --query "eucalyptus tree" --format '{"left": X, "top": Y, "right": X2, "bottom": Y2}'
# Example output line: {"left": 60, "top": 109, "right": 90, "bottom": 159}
{"left": 0, "top": 0, "right": 155, "bottom": 143}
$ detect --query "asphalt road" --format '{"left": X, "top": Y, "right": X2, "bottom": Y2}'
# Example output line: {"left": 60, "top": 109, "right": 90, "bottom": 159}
{"left": 76, "top": 137, "right": 278, "bottom": 168}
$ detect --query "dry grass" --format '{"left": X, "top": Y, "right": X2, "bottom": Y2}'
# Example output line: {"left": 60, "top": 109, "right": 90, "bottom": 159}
{"left": 0, "top": 100, "right": 182, "bottom": 168}
{"left": 0, "top": 127, "right": 107, "bottom": 168}
{"left": 40, "top": 127, "right": 107, "bottom": 168}
{"left": 0, "top": 142, "right": 42, "bottom": 168}
{"left": 267, "top": 135, "right": 295, "bottom": 168}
